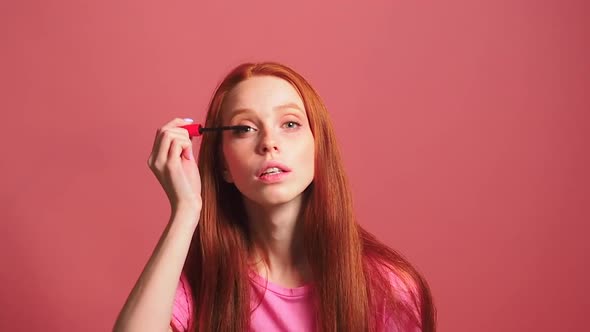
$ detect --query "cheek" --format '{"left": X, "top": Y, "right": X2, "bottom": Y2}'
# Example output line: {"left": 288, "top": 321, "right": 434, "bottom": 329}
{"left": 299, "top": 135, "right": 315, "bottom": 170}
{"left": 222, "top": 144, "right": 238, "bottom": 169}
{"left": 307, "top": 147, "right": 315, "bottom": 172}
{"left": 223, "top": 144, "right": 250, "bottom": 175}
{"left": 224, "top": 155, "right": 238, "bottom": 171}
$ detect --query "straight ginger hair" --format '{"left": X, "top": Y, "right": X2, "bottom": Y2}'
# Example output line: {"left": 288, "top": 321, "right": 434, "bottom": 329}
{"left": 184, "top": 62, "right": 436, "bottom": 331}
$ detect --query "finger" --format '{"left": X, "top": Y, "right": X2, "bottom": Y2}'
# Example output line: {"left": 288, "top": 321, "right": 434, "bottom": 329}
{"left": 151, "top": 118, "right": 194, "bottom": 159}
{"left": 168, "top": 136, "right": 193, "bottom": 162}
{"left": 167, "top": 127, "right": 192, "bottom": 140}
{"left": 183, "top": 145, "right": 195, "bottom": 161}
{"left": 166, "top": 128, "right": 195, "bottom": 160}
{"left": 150, "top": 128, "right": 162, "bottom": 166}
{"left": 161, "top": 118, "right": 195, "bottom": 132}
{"left": 162, "top": 131, "right": 192, "bottom": 159}
{"left": 152, "top": 128, "right": 190, "bottom": 168}
{"left": 154, "top": 131, "right": 189, "bottom": 168}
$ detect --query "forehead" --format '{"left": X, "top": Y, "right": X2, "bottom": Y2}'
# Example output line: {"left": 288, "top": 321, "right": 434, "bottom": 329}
{"left": 222, "top": 76, "right": 304, "bottom": 115}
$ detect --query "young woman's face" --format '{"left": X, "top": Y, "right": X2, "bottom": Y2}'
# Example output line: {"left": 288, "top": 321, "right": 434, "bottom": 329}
{"left": 220, "top": 76, "right": 315, "bottom": 207}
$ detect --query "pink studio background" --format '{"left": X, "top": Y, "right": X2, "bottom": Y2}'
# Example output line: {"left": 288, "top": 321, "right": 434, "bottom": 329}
{"left": 1, "top": 1, "right": 588, "bottom": 331}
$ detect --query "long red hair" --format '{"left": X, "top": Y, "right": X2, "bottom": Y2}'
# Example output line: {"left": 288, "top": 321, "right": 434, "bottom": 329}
{"left": 185, "top": 62, "right": 436, "bottom": 331}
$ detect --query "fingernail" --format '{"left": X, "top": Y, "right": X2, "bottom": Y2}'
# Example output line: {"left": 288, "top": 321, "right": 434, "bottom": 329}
{"left": 183, "top": 118, "right": 194, "bottom": 123}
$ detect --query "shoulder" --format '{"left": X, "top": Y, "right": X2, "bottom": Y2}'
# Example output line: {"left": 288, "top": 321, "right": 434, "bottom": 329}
{"left": 368, "top": 260, "right": 423, "bottom": 331}
{"left": 372, "top": 262, "right": 421, "bottom": 304}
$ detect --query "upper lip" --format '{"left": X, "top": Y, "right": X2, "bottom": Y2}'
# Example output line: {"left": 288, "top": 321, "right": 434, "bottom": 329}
{"left": 257, "top": 161, "right": 292, "bottom": 176}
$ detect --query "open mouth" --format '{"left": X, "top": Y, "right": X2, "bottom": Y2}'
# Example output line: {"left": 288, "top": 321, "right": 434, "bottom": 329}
{"left": 259, "top": 167, "right": 287, "bottom": 177}
{"left": 256, "top": 162, "right": 292, "bottom": 183}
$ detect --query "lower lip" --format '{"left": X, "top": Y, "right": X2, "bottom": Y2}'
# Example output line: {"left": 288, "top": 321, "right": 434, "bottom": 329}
{"left": 257, "top": 171, "right": 290, "bottom": 184}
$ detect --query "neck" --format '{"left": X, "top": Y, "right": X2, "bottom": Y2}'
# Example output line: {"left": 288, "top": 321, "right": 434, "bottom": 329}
{"left": 243, "top": 195, "right": 310, "bottom": 286}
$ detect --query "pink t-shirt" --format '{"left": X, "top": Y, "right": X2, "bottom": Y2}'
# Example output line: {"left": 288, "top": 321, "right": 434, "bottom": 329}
{"left": 170, "top": 270, "right": 420, "bottom": 332}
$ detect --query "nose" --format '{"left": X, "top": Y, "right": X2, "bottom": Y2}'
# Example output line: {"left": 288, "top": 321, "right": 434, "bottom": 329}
{"left": 257, "top": 129, "right": 279, "bottom": 155}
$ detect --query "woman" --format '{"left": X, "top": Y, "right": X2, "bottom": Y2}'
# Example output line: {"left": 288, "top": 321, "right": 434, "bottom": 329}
{"left": 114, "top": 62, "right": 436, "bottom": 332}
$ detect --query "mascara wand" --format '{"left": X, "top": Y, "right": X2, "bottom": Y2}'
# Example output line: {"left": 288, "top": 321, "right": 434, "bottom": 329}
{"left": 180, "top": 123, "right": 251, "bottom": 138}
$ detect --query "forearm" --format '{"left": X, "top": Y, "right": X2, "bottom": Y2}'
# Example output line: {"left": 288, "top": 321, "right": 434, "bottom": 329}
{"left": 113, "top": 209, "right": 198, "bottom": 332}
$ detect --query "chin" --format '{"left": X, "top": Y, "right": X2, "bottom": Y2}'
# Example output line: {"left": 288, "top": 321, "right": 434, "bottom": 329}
{"left": 247, "top": 187, "right": 306, "bottom": 208}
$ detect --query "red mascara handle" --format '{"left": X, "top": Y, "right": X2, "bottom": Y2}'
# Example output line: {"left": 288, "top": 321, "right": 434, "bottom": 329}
{"left": 180, "top": 124, "right": 202, "bottom": 138}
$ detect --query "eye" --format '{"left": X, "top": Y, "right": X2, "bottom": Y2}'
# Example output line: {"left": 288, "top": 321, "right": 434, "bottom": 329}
{"left": 232, "top": 125, "right": 257, "bottom": 136}
{"left": 283, "top": 121, "right": 301, "bottom": 129}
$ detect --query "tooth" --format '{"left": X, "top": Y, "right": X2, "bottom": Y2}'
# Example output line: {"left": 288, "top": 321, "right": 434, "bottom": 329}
{"left": 262, "top": 167, "right": 282, "bottom": 175}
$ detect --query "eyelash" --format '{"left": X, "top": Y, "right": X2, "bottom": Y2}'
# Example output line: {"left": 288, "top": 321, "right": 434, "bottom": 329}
{"left": 231, "top": 121, "right": 301, "bottom": 136}
{"left": 232, "top": 126, "right": 256, "bottom": 135}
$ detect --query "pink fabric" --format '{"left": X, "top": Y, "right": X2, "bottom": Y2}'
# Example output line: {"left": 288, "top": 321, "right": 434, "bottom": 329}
{"left": 378, "top": 270, "right": 422, "bottom": 332}
{"left": 170, "top": 270, "right": 420, "bottom": 332}
{"left": 171, "top": 273, "right": 192, "bottom": 332}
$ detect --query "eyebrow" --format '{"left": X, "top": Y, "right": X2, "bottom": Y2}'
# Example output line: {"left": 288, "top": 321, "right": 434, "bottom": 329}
{"left": 229, "top": 102, "right": 305, "bottom": 119}
{"left": 274, "top": 102, "right": 304, "bottom": 113}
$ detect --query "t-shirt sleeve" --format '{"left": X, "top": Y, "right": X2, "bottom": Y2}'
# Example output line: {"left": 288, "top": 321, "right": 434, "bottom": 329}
{"left": 377, "top": 269, "right": 422, "bottom": 332}
{"left": 170, "top": 273, "right": 193, "bottom": 332}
